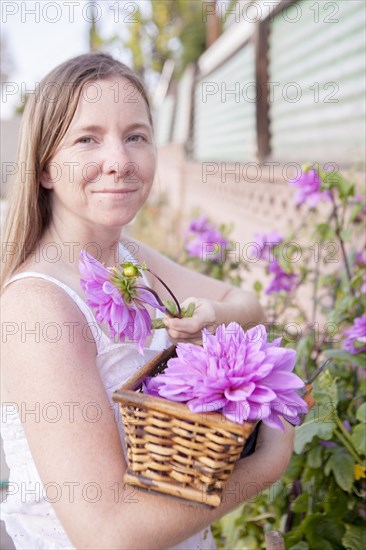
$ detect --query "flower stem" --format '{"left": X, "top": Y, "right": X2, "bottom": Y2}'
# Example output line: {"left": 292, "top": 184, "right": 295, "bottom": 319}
{"left": 330, "top": 191, "right": 355, "bottom": 295}
{"left": 145, "top": 268, "right": 182, "bottom": 318}
{"left": 311, "top": 209, "right": 332, "bottom": 324}
{"left": 135, "top": 285, "right": 180, "bottom": 319}
{"left": 334, "top": 429, "right": 362, "bottom": 464}
{"left": 335, "top": 416, "right": 354, "bottom": 446}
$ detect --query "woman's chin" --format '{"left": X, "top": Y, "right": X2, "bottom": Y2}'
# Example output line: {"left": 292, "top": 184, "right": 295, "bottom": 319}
{"left": 92, "top": 212, "right": 137, "bottom": 229}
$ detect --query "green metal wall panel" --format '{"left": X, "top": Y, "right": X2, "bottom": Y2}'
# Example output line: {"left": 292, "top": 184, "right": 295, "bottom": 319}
{"left": 268, "top": 0, "right": 366, "bottom": 163}
{"left": 193, "top": 44, "right": 256, "bottom": 161}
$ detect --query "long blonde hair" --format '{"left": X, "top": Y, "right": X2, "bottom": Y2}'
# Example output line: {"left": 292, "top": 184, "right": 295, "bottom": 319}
{"left": 1, "top": 52, "right": 152, "bottom": 290}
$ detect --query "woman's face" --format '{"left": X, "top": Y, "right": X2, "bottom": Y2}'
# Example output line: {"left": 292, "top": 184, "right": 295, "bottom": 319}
{"left": 41, "top": 77, "right": 156, "bottom": 230}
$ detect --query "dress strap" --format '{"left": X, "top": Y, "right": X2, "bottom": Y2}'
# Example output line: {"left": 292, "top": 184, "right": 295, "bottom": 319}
{"left": 3, "top": 272, "right": 106, "bottom": 339}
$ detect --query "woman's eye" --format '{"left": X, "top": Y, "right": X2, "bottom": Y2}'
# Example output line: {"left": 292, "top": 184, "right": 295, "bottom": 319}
{"left": 127, "top": 134, "right": 146, "bottom": 143}
{"left": 78, "top": 137, "right": 94, "bottom": 144}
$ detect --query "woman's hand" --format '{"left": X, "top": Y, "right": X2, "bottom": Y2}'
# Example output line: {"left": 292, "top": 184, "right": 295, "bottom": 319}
{"left": 163, "top": 297, "right": 217, "bottom": 343}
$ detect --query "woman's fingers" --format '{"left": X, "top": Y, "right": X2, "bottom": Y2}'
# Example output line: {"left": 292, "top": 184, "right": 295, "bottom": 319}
{"left": 163, "top": 316, "right": 204, "bottom": 334}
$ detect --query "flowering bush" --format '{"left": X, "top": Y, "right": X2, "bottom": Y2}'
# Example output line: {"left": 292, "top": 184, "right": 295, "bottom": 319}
{"left": 144, "top": 322, "right": 308, "bottom": 430}
{"left": 181, "top": 166, "right": 365, "bottom": 549}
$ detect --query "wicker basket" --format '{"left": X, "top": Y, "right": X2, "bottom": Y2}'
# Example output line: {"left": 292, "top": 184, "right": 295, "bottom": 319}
{"left": 112, "top": 344, "right": 256, "bottom": 507}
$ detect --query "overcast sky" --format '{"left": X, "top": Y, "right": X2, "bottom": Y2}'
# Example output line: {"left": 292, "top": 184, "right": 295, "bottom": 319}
{"left": 1, "top": 0, "right": 148, "bottom": 119}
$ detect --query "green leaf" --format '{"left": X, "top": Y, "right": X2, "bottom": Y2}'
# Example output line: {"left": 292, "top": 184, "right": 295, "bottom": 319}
{"left": 319, "top": 166, "right": 341, "bottom": 187}
{"left": 313, "top": 369, "right": 339, "bottom": 405}
{"left": 291, "top": 493, "right": 309, "bottom": 513}
{"left": 218, "top": 506, "right": 244, "bottom": 540}
{"left": 182, "top": 302, "right": 195, "bottom": 318}
{"left": 320, "top": 167, "right": 355, "bottom": 200}
{"left": 302, "top": 514, "right": 345, "bottom": 549}
{"left": 324, "top": 455, "right": 333, "bottom": 477}
{"left": 360, "top": 376, "right": 366, "bottom": 396}
{"left": 283, "top": 454, "right": 306, "bottom": 483}
{"left": 323, "top": 349, "right": 366, "bottom": 368}
{"left": 342, "top": 524, "right": 366, "bottom": 550}
{"left": 351, "top": 424, "right": 366, "bottom": 456}
{"left": 285, "top": 524, "right": 306, "bottom": 548}
{"left": 333, "top": 454, "right": 356, "bottom": 492}
{"left": 307, "top": 446, "right": 323, "bottom": 468}
{"left": 316, "top": 223, "right": 334, "bottom": 240}
{"left": 163, "top": 300, "right": 178, "bottom": 316}
{"left": 324, "top": 482, "right": 350, "bottom": 517}
{"left": 233, "top": 536, "right": 258, "bottom": 549}
{"left": 356, "top": 403, "right": 366, "bottom": 423}
{"left": 327, "top": 450, "right": 355, "bottom": 492}
{"left": 294, "top": 371, "right": 338, "bottom": 454}
{"left": 338, "top": 178, "right": 355, "bottom": 201}
{"left": 289, "top": 543, "right": 309, "bottom": 550}
{"left": 295, "top": 414, "right": 335, "bottom": 454}
{"left": 151, "top": 318, "right": 165, "bottom": 329}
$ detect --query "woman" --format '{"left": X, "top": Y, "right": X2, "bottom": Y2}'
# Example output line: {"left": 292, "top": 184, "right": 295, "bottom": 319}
{"left": 1, "top": 52, "right": 294, "bottom": 549}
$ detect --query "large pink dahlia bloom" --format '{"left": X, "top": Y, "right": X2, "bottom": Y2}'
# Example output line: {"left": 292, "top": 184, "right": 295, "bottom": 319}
{"left": 145, "top": 323, "right": 308, "bottom": 431}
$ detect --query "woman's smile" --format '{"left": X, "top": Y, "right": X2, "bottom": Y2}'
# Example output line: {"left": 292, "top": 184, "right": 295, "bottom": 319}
{"left": 91, "top": 188, "right": 139, "bottom": 203}
{"left": 92, "top": 188, "right": 138, "bottom": 194}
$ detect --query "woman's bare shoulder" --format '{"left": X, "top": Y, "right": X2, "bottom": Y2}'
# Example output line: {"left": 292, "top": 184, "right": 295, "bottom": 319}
{"left": 1, "top": 276, "right": 97, "bottom": 393}
{"left": 2, "top": 275, "right": 80, "bottom": 316}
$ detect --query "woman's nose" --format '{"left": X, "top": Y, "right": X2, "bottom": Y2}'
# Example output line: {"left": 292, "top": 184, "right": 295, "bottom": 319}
{"left": 102, "top": 142, "right": 136, "bottom": 181}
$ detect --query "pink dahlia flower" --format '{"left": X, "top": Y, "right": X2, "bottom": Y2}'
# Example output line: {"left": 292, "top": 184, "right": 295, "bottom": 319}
{"left": 289, "top": 168, "right": 332, "bottom": 207}
{"left": 342, "top": 314, "right": 366, "bottom": 355}
{"left": 144, "top": 323, "right": 308, "bottom": 431}
{"left": 79, "top": 250, "right": 165, "bottom": 353}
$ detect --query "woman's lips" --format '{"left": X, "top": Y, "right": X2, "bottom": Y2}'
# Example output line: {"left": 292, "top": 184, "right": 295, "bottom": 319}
{"left": 92, "top": 189, "right": 137, "bottom": 193}
{"left": 91, "top": 189, "right": 138, "bottom": 201}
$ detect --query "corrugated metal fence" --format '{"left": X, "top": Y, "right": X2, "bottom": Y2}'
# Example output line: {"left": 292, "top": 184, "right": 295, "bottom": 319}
{"left": 268, "top": 0, "right": 366, "bottom": 163}
{"left": 156, "top": 0, "right": 366, "bottom": 166}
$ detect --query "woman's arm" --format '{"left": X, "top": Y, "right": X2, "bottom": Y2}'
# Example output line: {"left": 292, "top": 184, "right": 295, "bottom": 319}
{"left": 124, "top": 237, "right": 266, "bottom": 342}
{"left": 2, "top": 279, "right": 293, "bottom": 550}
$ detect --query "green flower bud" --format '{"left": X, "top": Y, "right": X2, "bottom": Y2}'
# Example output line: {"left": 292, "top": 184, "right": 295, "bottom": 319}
{"left": 123, "top": 265, "right": 138, "bottom": 278}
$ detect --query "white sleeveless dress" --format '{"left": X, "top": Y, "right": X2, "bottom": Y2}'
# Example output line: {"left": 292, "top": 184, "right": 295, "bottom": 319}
{"left": 0, "top": 247, "right": 216, "bottom": 550}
